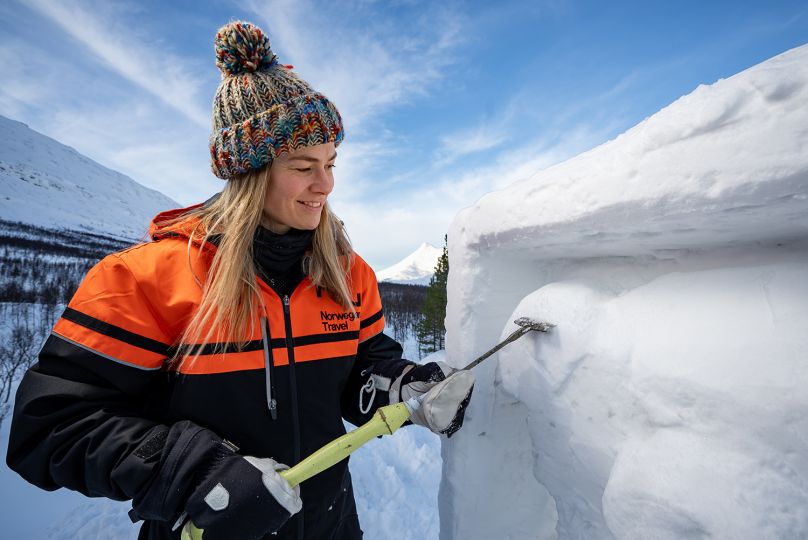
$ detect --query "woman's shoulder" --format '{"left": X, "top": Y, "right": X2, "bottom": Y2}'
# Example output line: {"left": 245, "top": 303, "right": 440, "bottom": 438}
{"left": 347, "top": 251, "right": 381, "bottom": 286}
{"left": 111, "top": 237, "right": 197, "bottom": 273}
{"left": 89, "top": 237, "right": 209, "bottom": 300}
{"left": 348, "top": 251, "right": 371, "bottom": 273}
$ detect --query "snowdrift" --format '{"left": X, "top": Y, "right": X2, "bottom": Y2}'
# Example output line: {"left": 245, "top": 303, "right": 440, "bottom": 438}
{"left": 442, "top": 44, "right": 808, "bottom": 539}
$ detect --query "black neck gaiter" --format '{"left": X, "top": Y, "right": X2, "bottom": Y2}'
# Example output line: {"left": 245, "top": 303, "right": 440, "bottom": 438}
{"left": 252, "top": 226, "right": 314, "bottom": 295}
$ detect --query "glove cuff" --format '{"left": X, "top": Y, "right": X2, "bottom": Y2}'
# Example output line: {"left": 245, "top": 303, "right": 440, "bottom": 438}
{"left": 243, "top": 457, "right": 302, "bottom": 515}
{"left": 389, "top": 364, "right": 416, "bottom": 404}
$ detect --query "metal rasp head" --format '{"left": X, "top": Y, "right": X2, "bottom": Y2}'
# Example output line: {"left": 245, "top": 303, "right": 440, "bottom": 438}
{"left": 460, "top": 316, "right": 556, "bottom": 371}
{"left": 514, "top": 317, "right": 555, "bottom": 332}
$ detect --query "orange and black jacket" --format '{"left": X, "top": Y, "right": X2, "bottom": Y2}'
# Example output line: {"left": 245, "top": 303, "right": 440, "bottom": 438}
{"left": 6, "top": 206, "right": 413, "bottom": 540}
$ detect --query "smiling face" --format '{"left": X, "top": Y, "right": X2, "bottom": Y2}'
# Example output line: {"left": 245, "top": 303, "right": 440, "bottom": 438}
{"left": 262, "top": 142, "right": 336, "bottom": 233}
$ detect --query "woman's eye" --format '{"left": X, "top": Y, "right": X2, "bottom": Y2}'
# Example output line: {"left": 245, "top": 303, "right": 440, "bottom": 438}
{"left": 294, "top": 168, "right": 311, "bottom": 172}
{"left": 326, "top": 164, "right": 336, "bottom": 169}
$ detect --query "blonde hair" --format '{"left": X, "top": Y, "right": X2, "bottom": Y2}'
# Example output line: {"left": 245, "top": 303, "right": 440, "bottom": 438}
{"left": 160, "top": 166, "right": 354, "bottom": 364}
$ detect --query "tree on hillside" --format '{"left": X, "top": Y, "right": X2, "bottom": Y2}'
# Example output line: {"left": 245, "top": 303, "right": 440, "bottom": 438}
{"left": 416, "top": 235, "right": 448, "bottom": 357}
{"left": 378, "top": 282, "right": 427, "bottom": 344}
{"left": 0, "top": 307, "right": 38, "bottom": 430}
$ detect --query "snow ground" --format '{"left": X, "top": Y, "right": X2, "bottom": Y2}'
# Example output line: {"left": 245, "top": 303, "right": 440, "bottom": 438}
{"left": 442, "top": 43, "right": 808, "bottom": 539}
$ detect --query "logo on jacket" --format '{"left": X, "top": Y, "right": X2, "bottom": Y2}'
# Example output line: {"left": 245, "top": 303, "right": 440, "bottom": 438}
{"left": 316, "top": 287, "right": 361, "bottom": 308}
{"left": 320, "top": 310, "right": 358, "bottom": 332}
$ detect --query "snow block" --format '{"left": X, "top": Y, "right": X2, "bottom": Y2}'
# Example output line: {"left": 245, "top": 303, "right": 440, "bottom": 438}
{"left": 442, "top": 44, "right": 808, "bottom": 539}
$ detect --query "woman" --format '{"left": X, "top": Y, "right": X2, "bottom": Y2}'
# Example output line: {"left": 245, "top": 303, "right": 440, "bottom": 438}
{"left": 6, "top": 21, "right": 474, "bottom": 540}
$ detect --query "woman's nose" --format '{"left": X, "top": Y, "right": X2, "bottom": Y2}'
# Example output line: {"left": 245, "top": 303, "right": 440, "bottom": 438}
{"left": 311, "top": 167, "right": 334, "bottom": 194}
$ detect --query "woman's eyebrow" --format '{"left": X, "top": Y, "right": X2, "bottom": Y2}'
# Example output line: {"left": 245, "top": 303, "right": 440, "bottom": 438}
{"left": 288, "top": 153, "right": 338, "bottom": 163}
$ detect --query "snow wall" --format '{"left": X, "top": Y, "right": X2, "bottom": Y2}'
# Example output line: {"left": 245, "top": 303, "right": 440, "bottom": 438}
{"left": 441, "top": 44, "right": 808, "bottom": 539}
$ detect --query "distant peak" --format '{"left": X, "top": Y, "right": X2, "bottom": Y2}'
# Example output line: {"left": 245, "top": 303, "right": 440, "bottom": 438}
{"left": 375, "top": 242, "right": 443, "bottom": 285}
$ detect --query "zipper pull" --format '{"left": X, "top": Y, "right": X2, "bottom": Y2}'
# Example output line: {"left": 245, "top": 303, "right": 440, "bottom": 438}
{"left": 269, "top": 398, "right": 278, "bottom": 420}
{"left": 283, "top": 295, "right": 290, "bottom": 314}
{"left": 260, "top": 316, "right": 278, "bottom": 422}
{"left": 221, "top": 439, "right": 240, "bottom": 452}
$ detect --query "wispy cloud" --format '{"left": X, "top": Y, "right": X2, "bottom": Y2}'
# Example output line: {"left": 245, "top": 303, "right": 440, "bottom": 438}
{"left": 26, "top": 0, "right": 210, "bottom": 128}
{"left": 345, "top": 120, "right": 620, "bottom": 268}
{"left": 435, "top": 122, "right": 509, "bottom": 166}
{"left": 0, "top": 42, "right": 55, "bottom": 120}
{"left": 430, "top": 90, "right": 541, "bottom": 166}
{"left": 246, "top": 0, "right": 466, "bottom": 135}
{"left": 0, "top": 12, "right": 216, "bottom": 205}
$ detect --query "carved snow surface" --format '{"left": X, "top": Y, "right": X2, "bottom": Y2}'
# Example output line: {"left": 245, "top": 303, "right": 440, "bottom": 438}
{"left": 443, "top": 44, "right": 808, "bottom": 539}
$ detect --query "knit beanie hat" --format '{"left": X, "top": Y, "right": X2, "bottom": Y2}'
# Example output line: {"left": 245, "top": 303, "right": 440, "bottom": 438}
{"left": 209, "top": 21, "right": 344, "bottom": 180}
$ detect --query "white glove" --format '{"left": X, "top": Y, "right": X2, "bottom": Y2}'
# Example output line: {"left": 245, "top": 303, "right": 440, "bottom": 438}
{"left": 390, "top": 362, "right": 475, "bottom": 437}
{"left": 243, "top": 456, "right": 302, "bottom": 515}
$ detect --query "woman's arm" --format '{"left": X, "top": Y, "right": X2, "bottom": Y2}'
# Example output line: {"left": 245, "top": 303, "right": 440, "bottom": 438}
{"left": 5, "top": 254, "right": 222, "bottom": 524}
{"left": 341, "top": 331, "right": 414, "bottom": 426}
{"left": 340, "top": 254, "right": 415, "bottom": 426}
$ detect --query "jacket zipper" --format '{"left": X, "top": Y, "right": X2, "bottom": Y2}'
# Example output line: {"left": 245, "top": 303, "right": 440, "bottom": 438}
{"left": 282, "top": 295, "right": 302, "bottom": 463}
{"left": 260, "top": 316, "right": 278, "bottom": 420}
{"left": 281, "top": 293, "right": 305, "bottom": 540}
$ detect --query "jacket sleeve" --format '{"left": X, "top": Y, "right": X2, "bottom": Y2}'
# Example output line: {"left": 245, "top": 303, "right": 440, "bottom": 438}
{"left": 5, "top": 253, "right": 222, "bottom": 524}
{"left": 341, "top": 255, "right": 414, "bottom": 426}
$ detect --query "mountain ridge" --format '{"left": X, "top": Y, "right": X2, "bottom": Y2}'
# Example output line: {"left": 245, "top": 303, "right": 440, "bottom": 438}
{"left": 0, "top": 115, "right": 178, "bottom": 241}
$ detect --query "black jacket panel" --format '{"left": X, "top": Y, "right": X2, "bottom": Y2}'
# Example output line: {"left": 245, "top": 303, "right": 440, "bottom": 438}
{"left": 7, "top": 335, "right": 221, "bottom": 523}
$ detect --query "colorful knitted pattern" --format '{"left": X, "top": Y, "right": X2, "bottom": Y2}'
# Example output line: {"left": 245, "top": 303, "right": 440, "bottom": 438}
{"left": 209, "top": 21, "right": 344, "bottom": 180}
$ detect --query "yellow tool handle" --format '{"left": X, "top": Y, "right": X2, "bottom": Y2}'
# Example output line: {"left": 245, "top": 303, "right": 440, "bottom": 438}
{"left": 181, "top": 401, "right": 415, "bottom": 540}
{"left": 281, "top": 400, "right": 413, "bottom": 487}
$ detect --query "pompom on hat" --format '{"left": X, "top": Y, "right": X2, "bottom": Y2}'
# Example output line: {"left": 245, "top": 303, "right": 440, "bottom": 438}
{"left": 209, "top": 21, "right": 344, "bottom": 180}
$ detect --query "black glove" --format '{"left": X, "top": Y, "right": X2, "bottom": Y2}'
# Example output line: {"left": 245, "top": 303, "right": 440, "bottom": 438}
{"left": 390, "top": 362, "right": 475, "bottom": 437}
{"left": 183, "top": 442, "right": 302, "bottom": 540}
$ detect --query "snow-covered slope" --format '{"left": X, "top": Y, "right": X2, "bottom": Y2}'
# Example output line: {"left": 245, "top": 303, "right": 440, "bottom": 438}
{"left": 376, "top": 242, "right": 441, "bottom": 285}
{"left": 0, "top": 115, "right": 178, "bottom": 241}
{"left": 442, "top": 44, "right": 808, "bottom": 539}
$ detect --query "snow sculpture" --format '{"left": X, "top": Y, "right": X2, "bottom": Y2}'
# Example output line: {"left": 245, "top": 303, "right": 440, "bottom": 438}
{"left": 442, "top": 44, "right": 808, "bottom": 539}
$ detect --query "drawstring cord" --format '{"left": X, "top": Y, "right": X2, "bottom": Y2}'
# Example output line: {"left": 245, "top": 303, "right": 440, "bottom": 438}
{"left": 359, "top": 376, "right": 376, "bottom": 415}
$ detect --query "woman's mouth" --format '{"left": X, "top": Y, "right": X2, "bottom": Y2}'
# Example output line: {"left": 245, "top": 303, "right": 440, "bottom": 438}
{"left": 298, "top": 201, "right": 323, "bottom": 208}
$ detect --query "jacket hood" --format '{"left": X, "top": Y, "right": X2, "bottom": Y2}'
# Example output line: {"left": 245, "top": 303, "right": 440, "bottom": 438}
{"left": 148, "top": 203, "right": 206, "bottom": 243}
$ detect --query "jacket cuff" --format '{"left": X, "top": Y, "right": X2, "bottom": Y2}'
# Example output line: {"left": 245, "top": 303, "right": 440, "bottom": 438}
{"left": 128, "top": 421, "right": 224, "bottom": 523}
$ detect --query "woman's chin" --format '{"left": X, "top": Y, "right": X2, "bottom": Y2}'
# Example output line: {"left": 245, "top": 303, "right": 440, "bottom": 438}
{"left": 295, "top": 218, "right": 321, "bottom": 231}
{"left": 300, "top": 213, "right": 324, "bottom": 230}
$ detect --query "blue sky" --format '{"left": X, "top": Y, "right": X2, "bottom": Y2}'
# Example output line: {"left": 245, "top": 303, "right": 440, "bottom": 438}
{"left": 1, "top": 0, "right": 806, "bottom": 269}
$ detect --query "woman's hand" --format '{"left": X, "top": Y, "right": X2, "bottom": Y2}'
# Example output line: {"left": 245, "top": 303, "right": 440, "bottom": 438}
{"left": 183, "top": 444, "right": 302, "bottom": 540}
{"left": 390, "top": 362, "right": 475, "bottom": 437}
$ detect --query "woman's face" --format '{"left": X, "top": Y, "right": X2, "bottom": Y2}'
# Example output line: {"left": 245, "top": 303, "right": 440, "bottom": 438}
{"left": 263, "top": 142, "right": 336, "bottom": 233}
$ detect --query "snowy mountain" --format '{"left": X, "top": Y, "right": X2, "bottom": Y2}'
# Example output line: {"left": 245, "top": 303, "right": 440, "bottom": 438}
{"left": 376, "top": 242, "right": 441, "bottom": 285}
{"left": 0, "top": 115, "right": 178, "bottom": 241}
{"left": 442, "top": 44, "right": 808, "bottom": 539}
